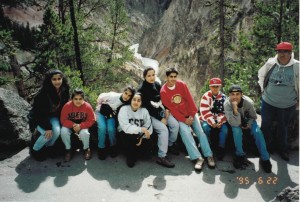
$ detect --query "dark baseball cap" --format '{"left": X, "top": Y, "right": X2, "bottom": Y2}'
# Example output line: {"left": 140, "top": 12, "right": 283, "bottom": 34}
{"left": 228, "top": 84, "right": 242, "bottom": 93}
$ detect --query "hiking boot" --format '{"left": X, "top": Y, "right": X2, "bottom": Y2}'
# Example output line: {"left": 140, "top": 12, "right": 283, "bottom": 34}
{"left": 194, "top": 158, "right": 205, "bottom": 171}
{"left": 156, "top": 157, "right": 175, "bottom": 168}
{"left": 84, "top": 148, "right": 92, "bottom": 160}
{"left": 109, "top": 146, "right": 118, "bottom": 158}
{"left": 168, "top": 145, "right": 180, "bottom": 155}
{"left": 260, "top": 159, "right": 272, "bottom": 173}
{"left": 279, "top": 151, "right": 289, "bottom": 161}
{"left": 126, "top": 156, "right": 136, "bottom": 168}
{"left": 64, "top": 149, "right": 72, "bottom": 162}
{"left": 206, "top": 156, "right": 215, "bottom": 169}
{"left": 216, "top": 146, "right": 225, "bottom": 160}
{"left": 98, "top": 148, "right": 107, "bottom": 160}
{"left": 233, "top": 155, "right": 252, "bottom": 170}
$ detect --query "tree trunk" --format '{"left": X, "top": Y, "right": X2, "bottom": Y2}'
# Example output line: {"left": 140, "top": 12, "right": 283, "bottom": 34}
{"left": 278, "top": 0, "right": 284, "bottom": 43}
{"left": 58, "top": 0, "right": 65, "bottom": 24}
{"left": 69, "top": 0, "right": 85, "bottom": 85}
{"left": 219, "top": 0, "right": 225, "bottom": 82}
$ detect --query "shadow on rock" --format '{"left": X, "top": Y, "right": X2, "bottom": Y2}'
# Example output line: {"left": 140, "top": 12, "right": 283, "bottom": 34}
{"left": 86, "top": 153, "right": 194, "bottom": 192}
{"left": 14, "top": 149, "right": 86, "bottom": 193}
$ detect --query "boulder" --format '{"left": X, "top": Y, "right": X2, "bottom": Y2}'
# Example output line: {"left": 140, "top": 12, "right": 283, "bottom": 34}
{"left": 0, "top": 88, "right": 31, "bottom": 154}
{"left": 270, "top": 186, "right": 299, "bottom": 202}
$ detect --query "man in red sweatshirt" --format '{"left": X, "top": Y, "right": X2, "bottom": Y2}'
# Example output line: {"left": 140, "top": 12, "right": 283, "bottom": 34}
{"left": 60, "top": 88, "right": 96, "bottom": 161}
{"left": 160, "top": 67, "right": 215, "bottom": 171}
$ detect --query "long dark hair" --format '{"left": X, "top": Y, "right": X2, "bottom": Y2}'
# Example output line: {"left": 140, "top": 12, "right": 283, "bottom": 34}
{"left": 41, "top": 69, "right": 70, "bottom": 104}
{"left": 143, "top": 67, "right": 155, "bottom": 78}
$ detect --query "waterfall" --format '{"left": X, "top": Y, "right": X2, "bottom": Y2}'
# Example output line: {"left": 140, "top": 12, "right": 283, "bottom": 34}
{"left": 129, "top": 44, "right": 161, "bottom": 84}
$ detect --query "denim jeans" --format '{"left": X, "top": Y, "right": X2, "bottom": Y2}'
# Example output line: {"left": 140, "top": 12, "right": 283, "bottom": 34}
{"left": 96, "top": 111, "right": 117, "bottom": 149}
{"left": 152, "top": 114, "right": 179, "bottom": 158}
{"left": 61, "top": 127, "right": 90, "bottom": 150}
{"left": 261, "top": 99, "right": 296, "bottom": 153}
{"left": 201, "top": 121, "right": 228, "bottom": 148}
{"left": 33, "top": 117, "right": 61, "bottom": 151}
{"left": 167, "top": 114, "right": 180, "bottom": 146}
{"left": 231, "top": 120, "right": 269, "bottom": 160}
{"left": 178, "top": 114, "right": 213, "bottom": 160}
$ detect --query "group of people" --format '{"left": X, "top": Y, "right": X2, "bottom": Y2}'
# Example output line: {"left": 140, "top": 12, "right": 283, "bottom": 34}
{"left": 29, "top": 41, "right": 298, "bottom": 174}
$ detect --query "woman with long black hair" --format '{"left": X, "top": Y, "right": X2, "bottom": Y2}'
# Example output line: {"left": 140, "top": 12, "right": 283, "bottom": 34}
{"left": 30, "top": 69, "right": 70, "bottom": 161}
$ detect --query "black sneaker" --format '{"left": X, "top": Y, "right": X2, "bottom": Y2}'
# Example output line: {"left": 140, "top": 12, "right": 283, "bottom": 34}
{"left": 126, "top": 156, "right": 136, "bottom": 168}
{"left": 168, "top": 145, "right": 180, "bottom": 155}
{"left": 98, "top": 148, "right": 107, "bottom": 160}
{"left": 233, "top": 155, "right": 252, "bottom": 170}
{"left": 109, "top": 146, "right": 118, "bottom": 158}
{"left": 260, "top": 159, "right": 272, "bottom": 173}
{"left": 216, "top": 146, "right": 225, "bottom": 160}
{"left": 156, "top": 157, "right": 175, "bottom": 168}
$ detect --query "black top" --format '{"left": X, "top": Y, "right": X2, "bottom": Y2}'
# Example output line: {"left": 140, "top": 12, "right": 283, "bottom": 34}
{"left": 137, "top": 80, "right": 165, "bottom": 121}
{"left": 32, "top": 87, "right": 69, "bottom": 130}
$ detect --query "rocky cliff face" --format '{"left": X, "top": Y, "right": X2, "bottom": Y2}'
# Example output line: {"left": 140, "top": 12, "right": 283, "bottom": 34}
{"left": 137, "top": 0, "right": 254, "bottom": 102}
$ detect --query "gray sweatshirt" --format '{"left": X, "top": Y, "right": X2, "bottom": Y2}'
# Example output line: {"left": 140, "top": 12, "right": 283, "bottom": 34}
{"left": 224, "top": 95, "right": 257, "bottom": 127}
{"left": 118, "top": 105, "right": 153, "bottom": 135}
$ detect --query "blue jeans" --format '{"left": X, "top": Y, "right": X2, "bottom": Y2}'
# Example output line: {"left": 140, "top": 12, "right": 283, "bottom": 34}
{"left": 201, "top": 121, "right": 228, "bottom": 148}
{"left": 178, "top": 114, "right": 213, "bottom": 160}
{"left": 152, "top": 114, "right": 179, "bottom": 158}
{"left": 96, "top": 111, "right": 117, "bottom": 149}
{"left": 33, "top": 117, "right": 61, "bottom": 151}
{"left": 61, "top": 127, "right": 90, "bottom": 150}
{"left": 231, "top": 121, "right": 269, "bottom": 160}
{"left": 261, "top": 99, "right": 296, "bottom": 153}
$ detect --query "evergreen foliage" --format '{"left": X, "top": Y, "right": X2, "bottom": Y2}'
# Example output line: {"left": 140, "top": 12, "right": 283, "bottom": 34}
{"left": 1, "top": 0, "right": 135, "bottom": 107}
{"left": 201, "top": 0, "right": 298, "bottom": 110}
{"left": 224, "top": 0, "right": 299, "bottom": 109}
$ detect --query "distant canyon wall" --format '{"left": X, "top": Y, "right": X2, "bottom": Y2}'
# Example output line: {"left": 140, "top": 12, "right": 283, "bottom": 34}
{"left": 135, "top": 0, "right": 254, "bottom": 102}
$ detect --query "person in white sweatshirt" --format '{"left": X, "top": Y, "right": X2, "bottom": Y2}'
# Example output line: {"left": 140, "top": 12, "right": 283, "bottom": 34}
{"left": 95, "top": 86, "right": 135, "bottom": 160}
{"left": 118, "top": 92, "right": 153, "bottom": 168}
{"left": 258, "top": 42, "right": 299, "bottom": 161}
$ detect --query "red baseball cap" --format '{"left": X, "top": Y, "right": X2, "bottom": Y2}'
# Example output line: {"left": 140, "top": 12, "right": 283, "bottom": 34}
{"left": 209, "top": 78, "right": 222, "bottom": 86}
{"left": 275, "top": 42, "right": 293, "bottom": 51}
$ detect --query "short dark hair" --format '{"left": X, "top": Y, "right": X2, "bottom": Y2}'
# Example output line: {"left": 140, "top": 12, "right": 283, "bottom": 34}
{"left": 165, "top": 67, "right": 178, "bottom": 76}
{"left": 123, "top": 85, "right": 135, "bottom": 95}
{"left": 71, "top": 88, "right": 85, "bottom": 99}
{"left": 143, "top": 67, "right": 155, "bottom": 78}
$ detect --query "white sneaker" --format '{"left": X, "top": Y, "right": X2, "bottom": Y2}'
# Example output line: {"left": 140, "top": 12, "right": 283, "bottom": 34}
{"left": 207, "top": 156, "right": 215, "bottom": 168}
{"left": 194, "top": 158, "right": 204, "bottom": 171}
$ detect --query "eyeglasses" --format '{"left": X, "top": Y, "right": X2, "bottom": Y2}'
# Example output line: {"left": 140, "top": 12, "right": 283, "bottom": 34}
{"left": 276, "top": 50, "right": 291, "bottom": 54}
